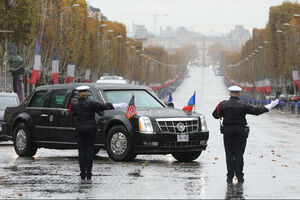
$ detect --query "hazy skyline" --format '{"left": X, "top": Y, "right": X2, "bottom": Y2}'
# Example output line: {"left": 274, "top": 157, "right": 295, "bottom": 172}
{"left": 87, "top": 0, "right": 288, "bottom": 35}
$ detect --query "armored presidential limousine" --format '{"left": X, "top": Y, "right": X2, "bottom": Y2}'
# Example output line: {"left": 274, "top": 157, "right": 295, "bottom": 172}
{"left": 2, "top": 83, "right": 209, "bottom": 162}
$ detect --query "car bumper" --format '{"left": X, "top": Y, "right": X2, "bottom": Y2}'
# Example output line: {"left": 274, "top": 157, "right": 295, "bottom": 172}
{"left": 132, "top": 131, "right": 209, "bottom": 154}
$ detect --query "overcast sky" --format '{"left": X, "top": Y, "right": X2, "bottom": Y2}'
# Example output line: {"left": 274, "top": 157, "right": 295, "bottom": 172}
{"left": 87, "top": 0, "right": 287, "bottom": 35}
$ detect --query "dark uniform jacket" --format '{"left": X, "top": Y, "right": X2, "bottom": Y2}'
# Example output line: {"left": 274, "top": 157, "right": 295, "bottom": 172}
{"left": 71, "top": 98, "right": 114, "bottom": 127}
{"left": 212, "top": 96, "right": 269, "bottom": 127}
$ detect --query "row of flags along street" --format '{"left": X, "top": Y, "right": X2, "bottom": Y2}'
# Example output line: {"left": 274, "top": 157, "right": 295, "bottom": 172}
{"left": 27, "top": 42, "right": 91, "bottom": 85}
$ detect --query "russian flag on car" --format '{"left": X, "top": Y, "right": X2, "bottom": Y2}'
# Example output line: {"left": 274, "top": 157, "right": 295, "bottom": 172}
{"left": 183, "top": 91, "right": 195, "bottom": 112}
{"left": 168, "top": 91, "right": 173, "bottom": 103}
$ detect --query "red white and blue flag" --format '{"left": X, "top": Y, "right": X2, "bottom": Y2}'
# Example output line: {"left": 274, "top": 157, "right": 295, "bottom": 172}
{"left": 51, "top": 58, "right": 59, "bottom": 84}
{"left": 168, "top": 91, "right": 173, "bottom": 103}
{"left": 293, "top": 69, "right": 300, "bottom": 89}
{"left": 183, "top": 92, "right": 195, "bottom": 112}
{"left": 28, "top": 42, "right": 41, "bottom": 84}
{"left": 84, "top": 68, "right": 91, "bottom": 83}
{"left": 125, "top": 95, "right": 137, "bottom": 119}
{"left": 66, "top": 64, "right": 75, "bottom": 84}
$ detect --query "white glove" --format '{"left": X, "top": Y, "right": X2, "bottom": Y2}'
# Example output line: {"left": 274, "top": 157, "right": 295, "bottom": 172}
{"left": 265, "top": 99, "right": 279, "bottom": 110}
{"left": 113, "top": 103, "right": 128, "bottom": 109}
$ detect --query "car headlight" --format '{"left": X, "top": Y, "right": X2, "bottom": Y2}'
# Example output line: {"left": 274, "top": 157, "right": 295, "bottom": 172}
{"left": 139, "top": 117, "right": 154, "bottom": 134}
{"left": 199, "top": 115, "right": 208, "bottom": 132}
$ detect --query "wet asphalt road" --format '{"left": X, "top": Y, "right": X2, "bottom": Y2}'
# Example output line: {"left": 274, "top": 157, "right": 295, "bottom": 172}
{"left": 1, "top": 66, "right": 300, "bottom": 199}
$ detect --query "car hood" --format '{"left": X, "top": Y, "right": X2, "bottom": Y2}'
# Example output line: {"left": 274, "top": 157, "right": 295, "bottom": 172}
{"left": 133, "top": 107, "right": 200, "bottom": 119}
{"left": 0, "top": 111, "right": 4, "bottom": 121}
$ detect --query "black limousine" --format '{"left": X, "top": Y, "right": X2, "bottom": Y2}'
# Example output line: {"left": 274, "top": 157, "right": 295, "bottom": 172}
{"left": 2, "top": 83, "right": 209, "bottom": 162}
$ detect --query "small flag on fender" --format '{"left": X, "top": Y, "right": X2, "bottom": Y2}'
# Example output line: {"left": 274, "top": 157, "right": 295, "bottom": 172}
{"left": 168, "top": 92, "right": 173, "bottom": 103}
{"left": 125, "top": 94, "right": 137, "bottom": 119}
{"left": 183, "top": 91, "right": 195, "bottom": 112}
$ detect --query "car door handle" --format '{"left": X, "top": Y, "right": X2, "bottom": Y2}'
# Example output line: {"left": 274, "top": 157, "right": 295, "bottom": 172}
{"left": 41, "top": 114, "right": 48, "bottom": 117}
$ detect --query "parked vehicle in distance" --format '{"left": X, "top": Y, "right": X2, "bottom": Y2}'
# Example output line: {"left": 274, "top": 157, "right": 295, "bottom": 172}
{"left": 96, "top": 76, "right": 127, "bottom": 84}
{"left": 0, "top": 92, "right": 20, "bottom": 141}
{"left": 2, "top": 83, "right": 209, "bottom": 162}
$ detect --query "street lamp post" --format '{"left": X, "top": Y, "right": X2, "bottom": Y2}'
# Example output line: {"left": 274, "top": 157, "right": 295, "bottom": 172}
{"left": 283, "top": 23, "right": 292, "bottom": 94}
{"left": 0, "top": 30, "right": 14, "bottom": 92}
{"left": 59, "top": 4, "right": 81, "bottom": 43}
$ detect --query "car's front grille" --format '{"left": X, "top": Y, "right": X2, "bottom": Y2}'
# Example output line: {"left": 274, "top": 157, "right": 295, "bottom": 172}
{"left": 156, "top": 118, "right": 199, "bottom": 134}
{"left": 163, "top": 140, "right": 200, "bottom": 148}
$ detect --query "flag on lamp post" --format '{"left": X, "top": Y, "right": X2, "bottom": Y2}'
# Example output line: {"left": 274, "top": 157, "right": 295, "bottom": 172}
{"left": 28, "top": 42, "right": 41, "bottom": 84}
{"left": 245, "top": 82, "right": 253, "bottom": 92}
{"left": 66, "top": 64, "right": 75, "bottom": 84}
{"left": 51, "top": 58, "right": 59, "bottom": 84}
{"left": 265, "top": 78, "right": 271, "bottom": 93}
{"left": 292, "top": 69, "right": 300, "bottom": 89}
{"left": 84, "top": 68, "right": 91, "bottom": 83}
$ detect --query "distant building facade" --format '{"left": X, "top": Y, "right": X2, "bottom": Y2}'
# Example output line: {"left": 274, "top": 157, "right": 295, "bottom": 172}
{"left": 227, "top": 25, "right": 251, "bottom": 51}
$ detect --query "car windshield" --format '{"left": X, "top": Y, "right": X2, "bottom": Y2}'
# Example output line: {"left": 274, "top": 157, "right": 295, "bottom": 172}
{"left": 103, "top": 90, "right": 164, "bottom": 108}
{"left": 0, "top": 96, "right": 18, "bottom": 111}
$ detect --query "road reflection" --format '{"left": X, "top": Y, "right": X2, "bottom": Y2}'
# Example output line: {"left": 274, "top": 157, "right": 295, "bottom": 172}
{"left": 225, "top": 183, "right": 245, "bottom": 200}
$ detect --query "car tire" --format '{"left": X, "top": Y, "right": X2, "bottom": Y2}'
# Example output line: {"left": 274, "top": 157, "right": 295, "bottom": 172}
{"left": 13, "top": 123, "right": 37, "bottom": 157}
{"left": 172, "top": 151, "right": 202, "bottom": 162}
{"left": 106, "top": 125, "right": 133, "bottom": 162}
{"left": 93, "top": 146, "right": 101, "bottom": 155}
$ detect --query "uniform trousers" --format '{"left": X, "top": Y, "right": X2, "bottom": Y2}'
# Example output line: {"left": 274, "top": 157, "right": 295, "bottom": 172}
{"left": 75, "top": 124, "right": 96, "bottom": 177}
{"left": 223, "top": 126, "right": 247, "bottom": 179}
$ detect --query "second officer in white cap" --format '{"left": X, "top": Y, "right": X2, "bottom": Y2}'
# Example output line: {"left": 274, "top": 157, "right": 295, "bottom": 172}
{"left": 212, "top": 85, "right": 279, "bottom": 184}
{"left": 70, "top": 85, "right": 114, "bottom": 180}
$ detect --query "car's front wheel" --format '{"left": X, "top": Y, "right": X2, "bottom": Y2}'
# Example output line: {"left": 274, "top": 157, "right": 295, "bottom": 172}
{"left": 106, "top": 125, "right": 134, "bottom": 161}
{"left": 13, "top": 123, "right": 37, "bottom": 157}
{"left": 172, "top": 151, "right": 202, "bottom": 162}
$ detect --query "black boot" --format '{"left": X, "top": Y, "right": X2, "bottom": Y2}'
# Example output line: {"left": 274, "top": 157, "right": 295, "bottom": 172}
{"left": 227, "top": 178, "right": 233, "bottom": 184}
{"left": 87, "top": 172, "right": 92, "bottom": 180}
{"left": 237, "top": 178, "right": 244, "bottom": 184}
{"left": 80, "top": 173, "right": 86, "bottom": 180}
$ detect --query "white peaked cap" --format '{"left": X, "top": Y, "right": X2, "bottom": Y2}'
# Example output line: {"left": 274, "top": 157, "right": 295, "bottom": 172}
{"left": 228, "top": 85, "right": 242, "bottom": 92}
{"left": 76, "top": 85, "right": 90, "bottom": 91}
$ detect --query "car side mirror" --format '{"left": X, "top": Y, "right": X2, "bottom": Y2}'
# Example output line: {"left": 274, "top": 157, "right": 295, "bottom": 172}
{"left": 164, "top": 101, "right": 174, "bottom": 108}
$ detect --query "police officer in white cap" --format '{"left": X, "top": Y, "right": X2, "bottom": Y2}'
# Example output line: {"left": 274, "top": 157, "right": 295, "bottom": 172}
{"left": 212, "top": 85, "right": 279, "bottom": 184}
{"left": 70, "top": 85, "right": 114, "bottom": 180}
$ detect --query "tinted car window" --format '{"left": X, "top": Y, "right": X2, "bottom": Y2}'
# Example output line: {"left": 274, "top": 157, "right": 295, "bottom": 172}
{"left": 49, "top": 89, "right": 68, "bottom": 108}
{"left": 104, "top": 90, "right": 163, "bottom": 108}
{"left": 28, "top": 91, "right": 48, "bottom": 107}
{"left": 0, "top": 97, "right": 18, "bottom": 111}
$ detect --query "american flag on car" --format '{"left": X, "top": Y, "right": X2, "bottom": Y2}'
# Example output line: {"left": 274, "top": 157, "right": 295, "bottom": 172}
{"left": 125, "top": 94, "right": 137, "bottom": 119}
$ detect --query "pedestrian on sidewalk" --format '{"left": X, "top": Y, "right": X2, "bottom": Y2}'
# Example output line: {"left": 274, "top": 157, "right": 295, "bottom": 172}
{"left": 212, "top": 85, "right": 279, "bottom": 184}
{"left": 70, "top": 85, "right": 114, "bottom": 180}
{"left": 291, "top": 101, "right": 296, "bottom": 114}
{"left": 279, "top": 100, "right": 285, "bottom": 112}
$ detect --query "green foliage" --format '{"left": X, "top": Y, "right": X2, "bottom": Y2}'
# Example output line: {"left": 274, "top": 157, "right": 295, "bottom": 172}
{"left": 0, "top": 0, "right": 36, "bottom": 45}
{"left": 211, "top": 1, "right": 300, "bottom": 89}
